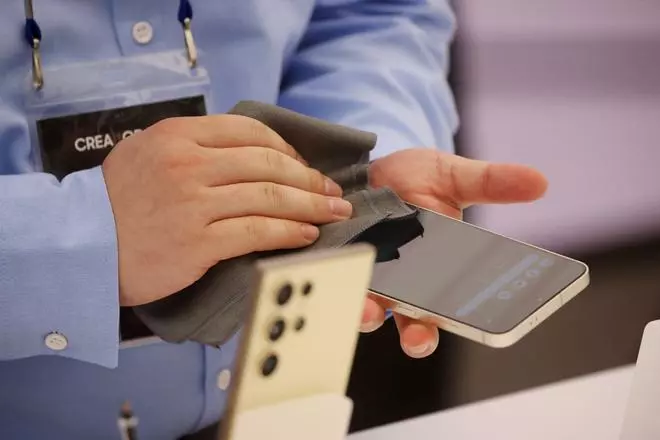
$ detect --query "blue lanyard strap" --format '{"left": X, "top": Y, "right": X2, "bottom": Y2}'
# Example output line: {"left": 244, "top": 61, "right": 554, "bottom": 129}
{"left": 23, "top": 18, "right": 41, "bottom": 48}
{"left": 23, "top": 0, "right": 40, "bottom": 47}
{"left": 178, "top": 0, "right": 194, "bottom": 24}
{"left": 23, "top": 0, "right": 197, "bottom": 90}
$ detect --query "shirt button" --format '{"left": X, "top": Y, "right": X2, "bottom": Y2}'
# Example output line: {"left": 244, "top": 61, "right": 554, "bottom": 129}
{"left": 216, "top": 369, "right": 232, "bottom": 390}
{"left": 132, "top": 21, "right": 154, "bottom": 45}
{"left": 44, "top": 332, "right": 68, "bottom": 351}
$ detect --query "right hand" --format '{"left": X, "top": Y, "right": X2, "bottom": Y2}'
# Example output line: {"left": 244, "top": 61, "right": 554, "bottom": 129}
{"left": 103, "top": 115, "right": 352, "bottom": 307}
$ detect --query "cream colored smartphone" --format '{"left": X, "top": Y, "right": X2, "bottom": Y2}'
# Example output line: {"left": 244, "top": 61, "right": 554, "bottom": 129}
{"left": 357, "top": 204, "right": 590, "bottom": 348}
{"left": 219, "top": 244, "right": 376, "bottom": 440}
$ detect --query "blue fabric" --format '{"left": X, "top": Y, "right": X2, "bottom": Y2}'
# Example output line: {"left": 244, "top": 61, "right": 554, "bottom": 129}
{"left": 0, "top": 1, "right": 457, "bottom": 439}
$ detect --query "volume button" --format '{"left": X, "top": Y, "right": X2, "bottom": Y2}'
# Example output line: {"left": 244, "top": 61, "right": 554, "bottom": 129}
{"left": 393, "top": 304, "right": 420, "bottom": 319}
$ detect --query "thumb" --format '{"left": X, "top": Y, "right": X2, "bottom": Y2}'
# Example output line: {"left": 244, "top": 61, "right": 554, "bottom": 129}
{"left": 436, "top": 154, "right": 549, "bottom": 207}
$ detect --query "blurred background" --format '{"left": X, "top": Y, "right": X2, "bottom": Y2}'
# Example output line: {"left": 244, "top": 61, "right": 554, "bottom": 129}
{"left": 348, "top": 0, "right": 660, "bottom": 432}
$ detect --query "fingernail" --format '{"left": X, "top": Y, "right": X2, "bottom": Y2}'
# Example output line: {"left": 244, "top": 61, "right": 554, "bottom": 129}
{"left": 301, "top": 224, "right": 319, "bottom": 241}
{"left": 405, "top": 336, "right": 439, "bottom": 359}
{"left": 360, "top": 320, "right": 383, "bottom": 333}
{"left": 329, "top": 198, "right": 353, "bottom": 219}
{"left": 407, "top": 342, "right": 431, "bottom": 357}
{"left": 324, "top": 177, "right": 343, "bottom": 197}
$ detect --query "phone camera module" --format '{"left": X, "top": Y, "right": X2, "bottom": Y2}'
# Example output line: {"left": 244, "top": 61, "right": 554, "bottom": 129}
{"left": 269, "top": 318, "right": 286, "bottom": 341}
{"left": 261, "top": 353, "right": 278, "bottom": 377}
{"left": 276, "top": 283, "right": 293, "bottom": 305}
{"left": 302, "top": 282, "right": 313, "bottom": 296}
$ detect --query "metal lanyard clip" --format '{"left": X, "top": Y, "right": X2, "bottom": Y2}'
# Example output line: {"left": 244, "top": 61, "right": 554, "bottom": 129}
{"left": 182, "top": 17, "right": 198, "bottom": 68}
{"left": 178, "top": 0, "right": 197, "bottom": 68}
{"left": 24, "top": 0, "right": 43, "bottom": 90}
{"left": 24, "top": 0, "right": 198, "bottom": 90}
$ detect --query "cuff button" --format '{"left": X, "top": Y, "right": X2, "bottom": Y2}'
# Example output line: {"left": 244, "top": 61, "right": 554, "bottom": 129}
{"left": 44, "top": 332, "right": 68, "bottom": 351}
{"left": 216, "top": 369, "right": 232, "bottom": 391}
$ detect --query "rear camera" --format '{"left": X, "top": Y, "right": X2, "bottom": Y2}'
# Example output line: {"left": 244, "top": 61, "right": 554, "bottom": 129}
{"left": 302, "top": 282, "right": 313, "bottom": 296}
{"left": 269, "top": 318, "right": 286, "bottom": 341}
{"left": 261, "top": 353, "right": 278, "bottom": 377}
{"left": 276, "top": 283, "right": 293, "bottom": 305}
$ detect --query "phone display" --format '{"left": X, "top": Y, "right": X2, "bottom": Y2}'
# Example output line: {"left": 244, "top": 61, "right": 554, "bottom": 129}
{"left": 357, "top": 206, "right": 588, "bottom": 336}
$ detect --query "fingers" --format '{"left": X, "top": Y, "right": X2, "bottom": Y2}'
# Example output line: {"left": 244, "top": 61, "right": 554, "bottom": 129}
{"left": 206, "top": 216, "right": 320, "bottom": 261}
{"left": 360, "top": 293, "right": 440, "bottom": 359}
{"left": 153, "top": 115, "right": 306, "bottom": 163}
{"left": 393, "top": 313, "right": 439, "bottom": 359}
{"left": 204, "top": 182, "right": 353, "bottom": 224}
{"left": 435, "top": 153, "right": 549, "bottom": 208}
{"left": 199, "top": 147, "right": 342, "bottom": 197}
{"left": 360, "top": 296, "right": 387, "bottom": 333}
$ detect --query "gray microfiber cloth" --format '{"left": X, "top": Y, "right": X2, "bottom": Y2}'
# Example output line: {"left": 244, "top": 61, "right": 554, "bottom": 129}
{"left": 133, "top": 101, "right": 417, "bottom": 346}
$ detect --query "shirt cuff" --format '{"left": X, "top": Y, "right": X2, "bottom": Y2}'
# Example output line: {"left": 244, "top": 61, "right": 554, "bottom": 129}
{"left": 0, "top": 166, "right": 120, "bottom": 368}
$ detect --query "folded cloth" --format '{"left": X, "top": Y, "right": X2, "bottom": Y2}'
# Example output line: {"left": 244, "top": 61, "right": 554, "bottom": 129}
{"left": 133, "top": 101, "right": 417, "bottom": 346}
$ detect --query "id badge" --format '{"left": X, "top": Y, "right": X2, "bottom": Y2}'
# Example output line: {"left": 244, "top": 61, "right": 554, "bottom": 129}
{"left": 22, "top": 51, "right": 212, "bottom": 343}
{"left": 23, "top": 51, "right": 211, "bottom": 179}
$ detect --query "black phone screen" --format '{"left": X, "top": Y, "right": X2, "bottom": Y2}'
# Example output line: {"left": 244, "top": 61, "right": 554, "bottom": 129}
{"left": 358, "top": 207, "right": 587, "bottom": 334}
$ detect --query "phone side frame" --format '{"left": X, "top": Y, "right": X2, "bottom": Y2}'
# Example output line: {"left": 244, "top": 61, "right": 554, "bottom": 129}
{"left": 370, "top": 267, "right": 589, "bottom": 348}
{"left": 370, "top": 203, "right": 591, "bottom": 348}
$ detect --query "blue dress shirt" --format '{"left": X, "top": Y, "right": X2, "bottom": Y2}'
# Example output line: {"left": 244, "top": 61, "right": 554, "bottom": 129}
{"left": 0, "top": 0, "right": 457, "bottom": 439}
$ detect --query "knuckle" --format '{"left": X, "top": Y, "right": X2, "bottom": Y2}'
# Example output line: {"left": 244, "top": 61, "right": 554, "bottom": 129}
{"left": 154, "top": 144, "right": 182, "bottom": 171}
{"left": 309, "top": 169, "right": 326, "bottom": 193}
{"left": 261, "top": 182, "right": 286, "bottom": 209}
{"left": 261, "top": 148, "right": 284, "bottom": 171}
{"left": 242, "top": 217, "right": 263, "bottom": 246}
{"left": 244, "top": 117, "right": 276, "bottom": 144}
{"left": 237, "top": 115, "right": 290, "bottom": 153}
{"left": 151, "top": 141, "right": 202, "bottom": 178}
{"left": 149, "top": 140, "right": 175, "bottom": 165}
{"left": 313, "top": 194, "right": 332, "bottom": 216}
{"left": 151, "top": 117, "right": 185, "bottom": 134}
{"left": 281, "top": 221, "right": 300, "bottom": 241}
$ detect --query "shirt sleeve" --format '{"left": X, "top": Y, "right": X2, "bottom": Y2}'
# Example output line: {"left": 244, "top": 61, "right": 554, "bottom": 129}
{"left": 0, "top": 166, "right": 119, "bottom": 368}
{"left": 278, "top": 0, "right": 459, "bottom": 158}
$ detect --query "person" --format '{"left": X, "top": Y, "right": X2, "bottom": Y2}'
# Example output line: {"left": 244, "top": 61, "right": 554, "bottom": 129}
{"left": 0, "top": 1, "right": 548, "bottom": 439}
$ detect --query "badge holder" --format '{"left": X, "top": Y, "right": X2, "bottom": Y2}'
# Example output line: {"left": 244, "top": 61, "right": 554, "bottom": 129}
{"left": 21, "top": 51, "right": 212, "bottom": 176}
{"left": 217, "top": 245, "right": 377, "bottom": 440}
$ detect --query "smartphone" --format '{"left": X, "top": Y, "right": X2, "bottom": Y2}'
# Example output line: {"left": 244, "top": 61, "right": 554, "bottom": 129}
{"left": 219, "top": 244, "right": 376, "bottom": 440}
{"left": 357, "top": 205, "right": 590, "bottom": 348}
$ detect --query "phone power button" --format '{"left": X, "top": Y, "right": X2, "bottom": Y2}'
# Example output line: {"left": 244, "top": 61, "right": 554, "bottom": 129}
{"left": 394, "top": 304, "right": 420, "bottom": 319}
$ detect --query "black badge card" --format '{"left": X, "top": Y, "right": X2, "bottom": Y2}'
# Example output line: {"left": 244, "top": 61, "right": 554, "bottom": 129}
{"left": 37, "top": 95, "right": 207, "bottom": 180}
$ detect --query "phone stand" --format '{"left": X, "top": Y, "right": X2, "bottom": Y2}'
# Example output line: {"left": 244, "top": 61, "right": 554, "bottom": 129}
{"left": 217, "top": 245, "right": 378, "bottom": 440}
{"left": 225, "top": 393, "right": 353, "bottom": 440}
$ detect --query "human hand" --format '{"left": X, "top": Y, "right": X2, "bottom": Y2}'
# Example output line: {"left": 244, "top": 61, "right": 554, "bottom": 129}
{"left": 360, "top": 148, "right": 549, "bottom": 358}
{"left": 103, "top": 115, "right": 351, "bottom": 306}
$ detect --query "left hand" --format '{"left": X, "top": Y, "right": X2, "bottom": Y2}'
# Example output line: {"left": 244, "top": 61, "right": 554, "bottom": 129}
{"left": 360, "top": 148, "right": 549, "bottom": 358}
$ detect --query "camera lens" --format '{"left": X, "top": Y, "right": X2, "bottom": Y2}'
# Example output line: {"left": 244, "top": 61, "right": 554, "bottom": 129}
{"left": 276, "top": 283, "right": 293, "bottom": 305}
{"left": 302, "top": 282, "right": 313, "bottom": 296}
{"left": 261, "top": 353, "right": 278, "bottom": 377}
{"left": 294, "top": 317, "right": 305, "bottom": 331}
{"left": 269, "top": 318, "right": 286, "bottom": 341}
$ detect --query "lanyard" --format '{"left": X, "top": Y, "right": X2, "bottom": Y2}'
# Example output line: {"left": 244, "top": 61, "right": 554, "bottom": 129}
{"left": 23, "top": 0, "right": 198, "bottom": 90}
